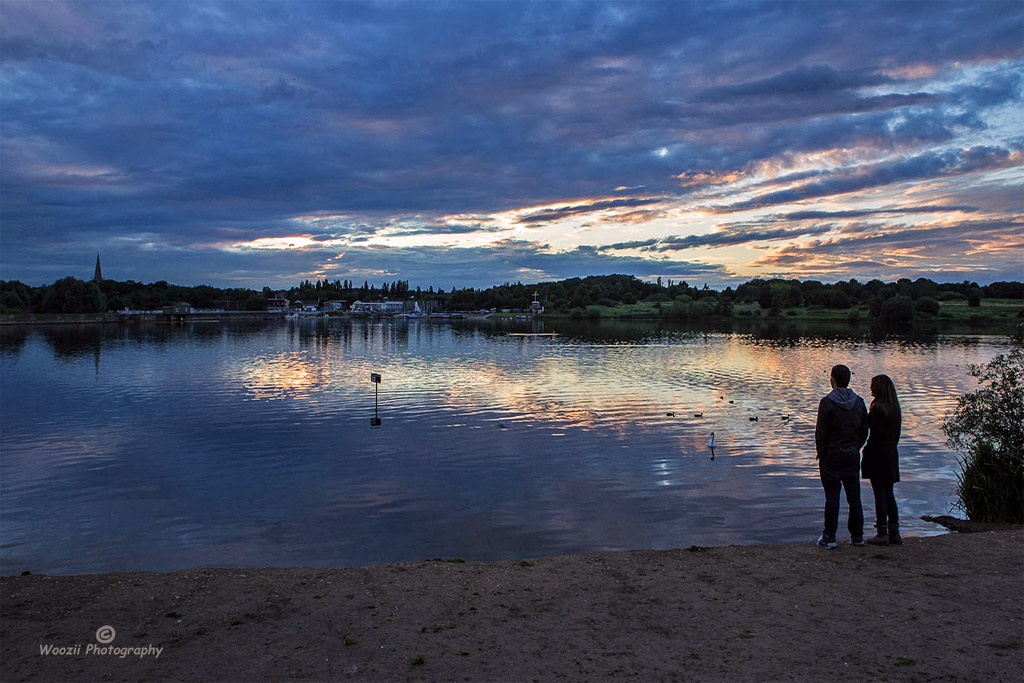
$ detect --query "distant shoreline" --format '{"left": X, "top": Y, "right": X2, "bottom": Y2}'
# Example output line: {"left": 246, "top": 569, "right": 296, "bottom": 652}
{"left": 3, "top": 311, "right": 1020, "bottom": 332}
{"left": 2, "top": 529, "right": 1020, "bottom": 682}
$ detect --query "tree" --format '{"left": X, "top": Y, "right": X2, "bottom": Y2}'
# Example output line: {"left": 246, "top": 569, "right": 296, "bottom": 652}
{"left": 942, "top": 342, "right": 1024, "bottom": 524}
{"left": 828, "top": 290, "right": 852, "bottom": 309}
{"left": 40, "top": 277, "right": 107, "bottom": 314}
{"left": 943, "top": 342, "right": 1024, "bottom": 459}
{"left": 878, "top": 295, "right": 914, "bottom": 322}
{"left": 967, "top": 287, "right": 983, "bottom": 307}
{"left": 942, "top": 341, "right": 1024, "bottom": 522}
{"left": 914, "top": 296, "right": 940, "bottom": 315}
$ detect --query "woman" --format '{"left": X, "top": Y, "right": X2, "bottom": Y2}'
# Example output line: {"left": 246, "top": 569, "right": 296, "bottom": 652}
{"left": 861, "top": 374, "right": 902, "bottom": 545}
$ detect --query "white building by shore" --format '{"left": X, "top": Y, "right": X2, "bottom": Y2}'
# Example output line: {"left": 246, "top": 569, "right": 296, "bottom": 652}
{"left": 350, "top": 300, "right": 404, "bottom": 314}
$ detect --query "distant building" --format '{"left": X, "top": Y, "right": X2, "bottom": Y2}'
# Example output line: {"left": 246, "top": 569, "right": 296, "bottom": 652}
{"left": 93, "top": 255, "right": 103, "bottom": 282}
{"left": 163, "top": 302, "right": 193, "bottom": 315}
{"left": 531, "top": 291, "right": 544, "bottom": 315}
{"left": 266, "top": 294, "right": 290, "bottom": 312}
{"left": 351, "top": 300, "right": 404, "bottom": 314}
{"left": 324, "top": 300, "right": 348, "bottom": 311}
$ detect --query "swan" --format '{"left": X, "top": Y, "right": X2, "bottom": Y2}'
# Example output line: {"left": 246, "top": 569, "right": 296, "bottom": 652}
{"left": 707, "top": 432, "right": 716, "bottom": 449}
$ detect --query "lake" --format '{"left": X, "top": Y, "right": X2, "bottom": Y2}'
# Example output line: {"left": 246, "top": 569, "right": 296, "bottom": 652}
{"left": 0, "top": 318, "right": 1012, "bottom": 575}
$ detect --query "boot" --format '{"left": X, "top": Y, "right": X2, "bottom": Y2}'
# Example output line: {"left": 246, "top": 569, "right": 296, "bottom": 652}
{"left": 887, "top": 523, "right": 902, "bottom": 545}
{"left": 866, "top": 523, "right": 889, "bottom": 546}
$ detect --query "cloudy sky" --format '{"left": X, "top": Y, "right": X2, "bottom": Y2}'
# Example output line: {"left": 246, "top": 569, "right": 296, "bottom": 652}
{"left": 1, "top": 1, "right": 1021, "bottom": 290}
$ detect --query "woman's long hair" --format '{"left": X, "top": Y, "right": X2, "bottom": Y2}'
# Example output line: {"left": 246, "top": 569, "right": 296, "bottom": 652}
{"left": 870, "top": 374, "right": 902, "bottom": 432}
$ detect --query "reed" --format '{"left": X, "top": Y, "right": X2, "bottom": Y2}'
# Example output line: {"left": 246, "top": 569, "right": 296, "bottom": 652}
{"left": 953, "top": 442, "right": 1024, "bottom": 523}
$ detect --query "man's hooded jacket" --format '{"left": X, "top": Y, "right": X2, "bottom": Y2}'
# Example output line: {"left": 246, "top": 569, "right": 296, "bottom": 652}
{"left": 815, "top": 387, "right": 868, "bottom": 479}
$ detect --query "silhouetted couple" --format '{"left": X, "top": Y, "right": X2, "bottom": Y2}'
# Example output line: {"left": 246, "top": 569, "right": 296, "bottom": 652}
{"left": 814, "top": 365, "right": 903, "bottom": 548}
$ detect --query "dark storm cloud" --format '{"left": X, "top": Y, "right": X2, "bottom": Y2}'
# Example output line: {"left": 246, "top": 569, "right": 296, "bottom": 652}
{"left": 599, "top": 223, "right": 836, "bottom": 253}
{"left": 780, "top": 206, "right": 982, "bottom": 220}
{"left": 715, "top": 146, "right": 1023, "bottom": 213}
{"left": 517, "top": 197, "right": 667, "bottom": 224}
{"left": 693, "top": 65, "right": 893, "bottom": 101}
{"left": 752, "top": 217, "right": 1024, "bottom": 275}
{"left": 1, "top": 0, "right": 1021, "bottom": 286}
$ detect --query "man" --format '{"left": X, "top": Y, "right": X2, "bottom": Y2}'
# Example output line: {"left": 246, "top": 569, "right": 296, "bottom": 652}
{"left": 815, "top": 364, "right": 868, "bottom": 548}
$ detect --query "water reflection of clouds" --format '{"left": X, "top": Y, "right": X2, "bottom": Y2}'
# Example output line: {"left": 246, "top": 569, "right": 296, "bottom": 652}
{"left": 231, "top": 326, "right": 1003, "bottom": 472}
{"left": 5, "top": 320, "right": 1013, "bottom": 573}
{"left": 239, "top": 351, "right": 327, "bottom": 401}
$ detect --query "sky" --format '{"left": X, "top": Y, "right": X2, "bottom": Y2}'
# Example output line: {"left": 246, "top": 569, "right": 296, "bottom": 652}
{"left": 1, "top": 0, "right": 1021, "bottom": 291}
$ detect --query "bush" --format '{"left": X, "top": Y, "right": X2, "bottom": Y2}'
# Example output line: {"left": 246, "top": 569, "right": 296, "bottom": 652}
{"left": 915, "top": 296, "right": 941, "bottom": 315}
{"left": 942, "top": 342, "right": 1024, "bottom": 522}
{"left": 953, "top": 443, "right": 1023, "bottom": 523}
{"left": 878, "top": 295, "right": 915, "bottom": 322}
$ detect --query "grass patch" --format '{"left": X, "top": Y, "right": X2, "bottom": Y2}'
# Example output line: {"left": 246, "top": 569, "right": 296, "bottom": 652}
{"left": 343, "top": 634, "right": 356, "bottom": 646}
{"left": 165, "top": 611, "right": 182, "bottom": 619}
{"left": 411, "top": 654, "right": 426, "bottom": 666}
{"left": 895, "top": 657, "right": 915, "bottom": 666}
{"left": 985, "top": 641, "right": 1021, "bottom": 649}
{"left": 519, "top": 560, "right": 536, "bottom": 567}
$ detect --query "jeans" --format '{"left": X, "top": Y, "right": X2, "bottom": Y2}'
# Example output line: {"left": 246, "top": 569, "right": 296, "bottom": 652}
{"left": 821, "top": 476, "right": 863, "bottom": 540}
{"left": 869, "top": 478, "right": 899, "bottom": 528}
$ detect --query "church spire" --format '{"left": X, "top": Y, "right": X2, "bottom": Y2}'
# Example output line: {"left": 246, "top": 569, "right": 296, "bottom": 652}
{"left": 93, "top": 254, "right": 103, "bottom": 282}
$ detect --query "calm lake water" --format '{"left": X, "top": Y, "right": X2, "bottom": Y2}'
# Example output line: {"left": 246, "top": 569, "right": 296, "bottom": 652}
{"left": 0, "top": 318, "right": 1012, "bottom": 575}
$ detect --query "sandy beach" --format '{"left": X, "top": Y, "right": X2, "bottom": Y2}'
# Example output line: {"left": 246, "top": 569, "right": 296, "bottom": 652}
{"left": 2, "top": 528, "right": 1021, "bottom": 682}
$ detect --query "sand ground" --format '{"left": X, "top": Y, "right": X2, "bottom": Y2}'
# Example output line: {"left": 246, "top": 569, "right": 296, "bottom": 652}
{"left": 2, "top": 529, "right": 1022, "bottom": 682}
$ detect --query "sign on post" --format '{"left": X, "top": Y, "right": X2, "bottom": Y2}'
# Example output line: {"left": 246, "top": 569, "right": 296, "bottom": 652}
{"left": 370, "top": 372, "right": 382, "bottom": 426}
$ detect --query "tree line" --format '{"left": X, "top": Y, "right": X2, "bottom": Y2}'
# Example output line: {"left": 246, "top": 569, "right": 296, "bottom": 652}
{"left": 1, "top": 273, "right": 1021, "bottom": 322}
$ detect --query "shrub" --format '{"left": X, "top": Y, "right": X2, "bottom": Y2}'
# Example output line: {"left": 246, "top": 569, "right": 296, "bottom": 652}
{"left": 915, "top": 296, "right": 941, "bottom": 315}
{"left": 942, "top": 342, "right": 1024, "bottom": 522}
{"left": 953, "top": 442, "right": 1023, "bottom": 523}
{"left": 878, "top": 295, "right": 915, "bottom": 322}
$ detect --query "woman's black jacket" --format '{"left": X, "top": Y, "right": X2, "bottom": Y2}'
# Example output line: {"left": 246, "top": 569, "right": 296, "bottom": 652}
{"left": 861, "top": 408, "right": 901, "bottom": 483}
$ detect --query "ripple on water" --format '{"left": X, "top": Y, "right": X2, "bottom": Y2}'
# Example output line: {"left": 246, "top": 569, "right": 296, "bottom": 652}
{"left": 0, "top": 320, "right": 1009, "bottom": 573}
